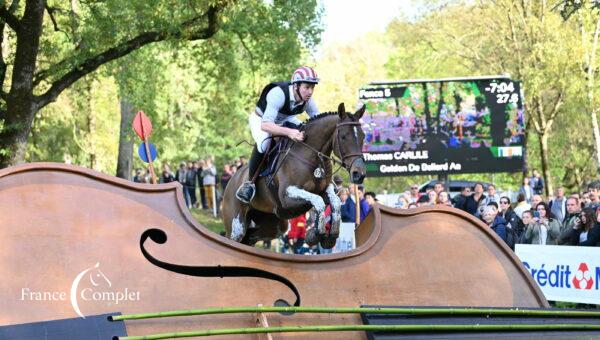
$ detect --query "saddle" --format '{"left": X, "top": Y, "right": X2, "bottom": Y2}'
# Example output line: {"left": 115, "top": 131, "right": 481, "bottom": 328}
{"left": 258, "top": 141, "right": 284, "bottom": 178}
{"left": 258, "top": 122, "right": 300, "bottom": 178}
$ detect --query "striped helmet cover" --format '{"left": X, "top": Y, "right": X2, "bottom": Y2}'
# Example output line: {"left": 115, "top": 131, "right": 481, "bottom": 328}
{"left": 291, "top": 66, "right": 319, "bottom": 84}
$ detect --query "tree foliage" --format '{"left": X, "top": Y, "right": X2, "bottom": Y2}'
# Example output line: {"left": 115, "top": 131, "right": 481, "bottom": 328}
{"left": 16, "top": 0, "right": 323, "bottom": 175}
{"left": 316, "top": 0, "right": 598, "bottom": 194}
{"left": 3, "top": 0, "right": 595, "bottom": 196}
{"left": 0, "top": 0, "right": 229, "bottom": 167}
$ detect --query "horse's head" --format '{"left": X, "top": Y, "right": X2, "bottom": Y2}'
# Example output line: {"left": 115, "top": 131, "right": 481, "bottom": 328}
{"left": 334, "top": 103, "right": 366, "bottom": 184}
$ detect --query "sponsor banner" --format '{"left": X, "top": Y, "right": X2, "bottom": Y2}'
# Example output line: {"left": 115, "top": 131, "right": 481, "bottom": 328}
{"left": 359, "top": 79, "right": 525, "bottom": 176}
{"left": 333, "top": 222, "right": 356, "bottom": 253}
{"left": 515, "top": 244, "right": 600, "bottom": 304}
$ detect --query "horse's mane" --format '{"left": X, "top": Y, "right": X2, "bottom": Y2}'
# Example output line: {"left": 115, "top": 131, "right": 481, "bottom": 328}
{"left": 305, "top": 111, "right": 338, "bottom": 125}
{"left": 305, "top": 109, "right": 360, "bottom": 126}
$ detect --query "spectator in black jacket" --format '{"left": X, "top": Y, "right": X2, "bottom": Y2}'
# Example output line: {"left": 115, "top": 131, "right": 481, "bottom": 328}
{"left": 457, "top": 182, "right": 486, "bottom": 216}
{"left": 570, "top": 207, "right": 600, "bottom": 246}
{"left": 452, "top": 186, "right": 471, "bottom": 208}
{"left": 499, "top": 196, "right": 525, "bottom": 240}
{"left": 185, "top": 162, "right": 197, "bottom": 208}
{"left": 161, "top": 164, "right": 175, "bottom": 183}
{"left": 558, "top": 197, "right": 581, "bottom": 245}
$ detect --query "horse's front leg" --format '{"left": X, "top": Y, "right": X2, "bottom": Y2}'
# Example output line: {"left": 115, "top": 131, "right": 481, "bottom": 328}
{"left": 285, "top": 186, "right": 326, "bottom": 234}
{"left": 325, "top": 183, "right": 341, "bottom": 236}
{"left": 230, "top": 204, "right": 251, "bottom": 243}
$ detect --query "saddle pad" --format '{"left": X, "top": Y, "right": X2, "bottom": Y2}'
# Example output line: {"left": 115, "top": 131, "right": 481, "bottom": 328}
{"left": 259, "top": 139, "right": 287, "bottom": 178}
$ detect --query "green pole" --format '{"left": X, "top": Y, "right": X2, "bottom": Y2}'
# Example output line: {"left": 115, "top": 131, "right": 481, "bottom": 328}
{"left": 110, "top": 306, "right": 600, "bottom": 322}
{"left": 118, "top": 324, "right": 600, "bottom": 340}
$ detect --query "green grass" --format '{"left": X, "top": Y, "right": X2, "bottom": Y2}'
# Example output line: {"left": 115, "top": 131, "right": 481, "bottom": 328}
{"left": 188, "top": 208, "right": 278, "bottom": 251}
{"left": 189, "top": 208, "right": 225, "bottom": 235}
{"left": 553, "top": 301, "right": 599, "bottom": 309}
{"left": 553, "top": 301, "right": 578, "bottom": 309}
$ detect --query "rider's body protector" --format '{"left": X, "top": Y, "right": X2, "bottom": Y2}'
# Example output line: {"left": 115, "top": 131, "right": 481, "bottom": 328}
{"left": 256, "top": 82, "right": 319, "bottom": 129}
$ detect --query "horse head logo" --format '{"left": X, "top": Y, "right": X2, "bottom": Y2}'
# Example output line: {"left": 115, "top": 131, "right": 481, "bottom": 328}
{"left": 70, "top": 263, "right": 111, "bottom": 318}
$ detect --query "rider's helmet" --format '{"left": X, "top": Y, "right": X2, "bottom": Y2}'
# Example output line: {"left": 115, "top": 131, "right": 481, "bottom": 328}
{"left": 291, "top": 66, "right": 319, "bottom": 84}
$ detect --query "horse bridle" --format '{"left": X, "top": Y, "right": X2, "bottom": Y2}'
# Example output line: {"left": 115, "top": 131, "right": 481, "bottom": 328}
{"left": 290, "top": 120, "right": 364, "bottom": 172}
{"left": 332, "top": 121, "right": 364, "bottom": 171}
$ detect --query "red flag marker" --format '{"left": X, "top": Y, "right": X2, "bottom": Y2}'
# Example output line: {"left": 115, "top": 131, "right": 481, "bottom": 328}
{"left": 132, "top": 111, "right": 157, "bottom": 184}
{"left": 133, "top": 111, "right": 153, "bottom": 140}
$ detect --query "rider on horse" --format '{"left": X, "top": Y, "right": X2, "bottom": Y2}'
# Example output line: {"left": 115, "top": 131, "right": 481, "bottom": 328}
{"left": 236, "top": 66, "right": 320, "bottom": 203}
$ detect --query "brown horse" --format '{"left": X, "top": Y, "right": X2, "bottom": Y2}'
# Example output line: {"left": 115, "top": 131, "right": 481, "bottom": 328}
{"left": 222, "top": 103, "right": 366, "bottom": 248}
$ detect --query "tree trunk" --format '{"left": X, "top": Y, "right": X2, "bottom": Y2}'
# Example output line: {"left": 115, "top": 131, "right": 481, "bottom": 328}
{"left": 116, "top": 98, "right": 135, "bottom": 180}
{"left": 0, "top": 0, "right": 45, "bottom": 168}
{"left": 88, "top": 109, "right": 97, "bottom": 170}
{"left": 0, "top": 102, "right": 38, "bottom": 167}
{"left": 539, "top": 132, "right": 552, "bottom": 197}
{"left": 84, "top": 80, "right": 97, "bottom": 170}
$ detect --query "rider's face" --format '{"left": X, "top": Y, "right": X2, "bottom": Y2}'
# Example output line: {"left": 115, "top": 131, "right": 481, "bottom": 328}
{"left": 295, "top": 83, "right": 315, "bottom": 102}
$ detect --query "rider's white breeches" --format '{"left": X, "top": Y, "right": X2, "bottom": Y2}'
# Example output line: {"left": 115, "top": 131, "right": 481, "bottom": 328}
{"left": 249, "top": 113, "right": 271, "bottom": 153}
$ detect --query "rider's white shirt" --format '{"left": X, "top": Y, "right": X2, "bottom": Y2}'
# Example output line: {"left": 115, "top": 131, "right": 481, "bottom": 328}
{"left": 256, "top": 84, "right": 319, "bottom": 126}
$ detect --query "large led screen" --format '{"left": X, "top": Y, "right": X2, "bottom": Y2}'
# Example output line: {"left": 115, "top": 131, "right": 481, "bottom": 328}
{"left": 359, "top": 78, "right": 525, "bottom": 176}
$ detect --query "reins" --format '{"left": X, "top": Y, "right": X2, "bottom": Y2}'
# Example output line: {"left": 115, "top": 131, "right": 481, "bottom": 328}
{"left": 291, "top": 120, "right": 363, "bottom": 173}
{"left": 264, "top": 116, "right": 363, "bottom": 186}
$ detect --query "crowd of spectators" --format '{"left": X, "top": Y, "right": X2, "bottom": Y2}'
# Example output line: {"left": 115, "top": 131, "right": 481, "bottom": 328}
{"left": 390, "top": 172, "right": 600, "bottom": 249}
{"left": 132, "top": 156, "right": 247, "bottom": 210}
{"left": 133, "top": 161, "right": 600, "bottom": 252}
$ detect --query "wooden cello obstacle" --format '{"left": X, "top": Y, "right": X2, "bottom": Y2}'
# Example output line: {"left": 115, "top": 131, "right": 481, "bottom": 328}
{"left": 0, "top": 163, "right": 548, "bottom": 339}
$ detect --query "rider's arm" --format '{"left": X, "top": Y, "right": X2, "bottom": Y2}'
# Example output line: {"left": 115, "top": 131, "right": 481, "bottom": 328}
{"left": 261, "top": 87, "right": 302, "bottom": 139}
{"left": 261, "top": 121, "right": 298, "bottom": 137}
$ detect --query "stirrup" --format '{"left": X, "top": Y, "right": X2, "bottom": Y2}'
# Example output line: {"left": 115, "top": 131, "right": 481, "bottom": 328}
{"left": 236, "top": 181, "right": 256, "bottom": 203}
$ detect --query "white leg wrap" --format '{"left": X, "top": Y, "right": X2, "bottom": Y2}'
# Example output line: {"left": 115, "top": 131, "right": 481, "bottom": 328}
{"left": 230, "top": 214, "right": 245, "bottom": 242}
{"left": 326, "top": 183, "right": 342, "bottom": 235}
{"left": 286, "top": 186, "right": 326, "bottom": 234}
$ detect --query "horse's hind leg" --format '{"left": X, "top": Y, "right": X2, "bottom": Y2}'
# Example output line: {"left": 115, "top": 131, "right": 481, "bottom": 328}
{"left": 242, "top": 211, "right": 287, "bottom": 246}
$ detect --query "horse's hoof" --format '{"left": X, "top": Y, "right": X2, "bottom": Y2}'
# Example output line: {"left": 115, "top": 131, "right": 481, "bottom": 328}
{"left": 305, "top": 228, "right": 321, "bottom": 246}
{"left": 319, "top": 234, "right": 338, "bottom": 249}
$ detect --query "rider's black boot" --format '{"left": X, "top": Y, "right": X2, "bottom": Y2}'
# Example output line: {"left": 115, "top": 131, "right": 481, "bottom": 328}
{"left": 236, "top": 146, "right": 263, "bottom": 203}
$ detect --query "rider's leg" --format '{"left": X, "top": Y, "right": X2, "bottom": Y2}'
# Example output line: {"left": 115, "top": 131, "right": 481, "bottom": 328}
{"left": 236, "top": 113, "right": 270, "bottom": 203}
{"left": 248, "top": 145, "right": 263, "bottom": 180}
{"left": 236, "top": 146, "right": 264, "bottom": 203}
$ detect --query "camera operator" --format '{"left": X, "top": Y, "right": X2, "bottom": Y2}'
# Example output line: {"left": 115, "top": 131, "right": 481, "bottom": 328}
{"left": 557, "top": 197, "right": 581, "bottom": 245}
